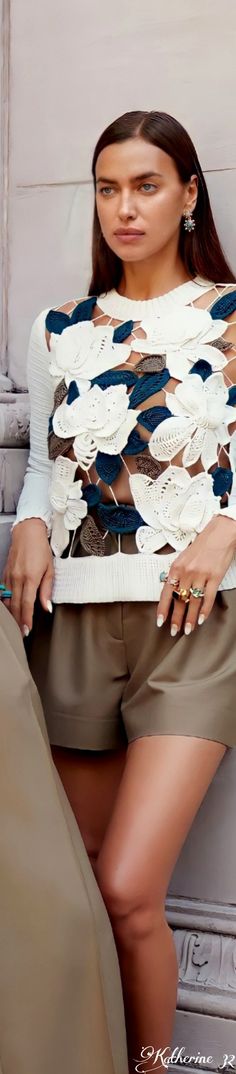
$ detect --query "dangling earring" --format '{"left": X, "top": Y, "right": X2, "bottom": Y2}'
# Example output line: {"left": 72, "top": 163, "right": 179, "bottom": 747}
{"left": 183, "top": 208, "right": 196, "bottom": 232}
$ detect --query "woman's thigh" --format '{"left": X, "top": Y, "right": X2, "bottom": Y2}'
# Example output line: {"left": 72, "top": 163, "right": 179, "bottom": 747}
{"left": 95, "top": 734, "right": 227, "bottom": 914}
{"left": 51, "top": 744, "right": 127, "bottom": 860}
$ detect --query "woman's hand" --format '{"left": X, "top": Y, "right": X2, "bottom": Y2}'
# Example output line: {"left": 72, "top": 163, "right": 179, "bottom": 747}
{"left": 3, "top": 519, "right": 54, "bottom": 635}
{"left": 157, "top": 515, "right": 236, "bottom": 636}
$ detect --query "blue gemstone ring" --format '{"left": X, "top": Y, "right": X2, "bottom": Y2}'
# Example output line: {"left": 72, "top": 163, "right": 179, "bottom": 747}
{"left": 160, "top": 570, "right": 179, "bottom": 586}
{"left": 159, "top": 570, "right": 168, "bottom": 582}
{"left": 0, "top": 583, "right": 12, "bottom": 598}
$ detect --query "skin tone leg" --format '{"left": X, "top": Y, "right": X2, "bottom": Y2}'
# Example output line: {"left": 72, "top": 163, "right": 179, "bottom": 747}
{"left": 51, "top": 744, "right": 127, "bottom": 873}
{"left": 95, "top": 735, "right": 227, "bottom": 1073}
{"left": 52, "top": 735, "right": 227, "bottom": 1074}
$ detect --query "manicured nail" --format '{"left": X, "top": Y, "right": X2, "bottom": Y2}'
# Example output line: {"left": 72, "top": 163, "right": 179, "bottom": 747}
{"left": 198, "top": 614, "right": 205, "bottom": 626}
{"left": 23, "top": 625, "right": 30, "bottom": 637}
{"left": 47, "top": 600, "right": 53, "bottom": 613}
{"left": 1, "top": 590, "right": 12, "bottom": 599}
{"left": 170, "top": 624, "right": 178, "bottom": 637}
{"left": 157, "top": 614, "right": 164, "bottom": 628}
{"left": 184, "top": 622, "right": 192, "bottom": 635}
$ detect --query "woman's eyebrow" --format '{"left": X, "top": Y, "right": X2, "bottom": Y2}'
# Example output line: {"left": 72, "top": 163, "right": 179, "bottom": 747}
{"left": 95, "top": 171, "right": 163, "bottom": 185}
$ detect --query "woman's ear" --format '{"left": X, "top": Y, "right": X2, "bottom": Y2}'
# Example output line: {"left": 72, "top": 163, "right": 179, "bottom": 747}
{"left": 184, "top": 173, "right": 198, "bottom": 215}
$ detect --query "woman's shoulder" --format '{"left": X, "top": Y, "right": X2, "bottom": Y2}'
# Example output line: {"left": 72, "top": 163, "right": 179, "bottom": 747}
{"left": 29, "top": 296, "right": 89, "bottom": 354}
{"left": 208, "top": 282, "right": 236, "bottom": 327}
{"left": 193, "top": 282, "right": 236, "bottom": 324}
{"left": 209, "top": 282, "right": 236, "bottom": 304}
{"left": 207, "top": 283, "right": 236, "bottom": 363}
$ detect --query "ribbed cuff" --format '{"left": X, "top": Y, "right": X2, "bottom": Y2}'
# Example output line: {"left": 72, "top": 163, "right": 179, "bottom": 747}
{"left": 12, "top": 514, "right": 52, "bottom": 537}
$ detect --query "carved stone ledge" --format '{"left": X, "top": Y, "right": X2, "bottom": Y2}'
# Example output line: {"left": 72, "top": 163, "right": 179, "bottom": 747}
{"left": 0, "top": 374, "right": 14, "bottom": 392}
{"left": 0, "top": 516, "right": 15, "bottom": 574}
{"left": 166, "top": 897, "right": 236, "bottom": 936}
{"left": 0, "top": 447, "right": 29, "bottom": 512}
{"left": 170, "top": 1009, "right": 236, "bottom": 1073}
{"left": 173, "top": 928, "right": 236, "bottom": 1017}
{"left": 0, "top": 391, "right": 29, "bottom": 446}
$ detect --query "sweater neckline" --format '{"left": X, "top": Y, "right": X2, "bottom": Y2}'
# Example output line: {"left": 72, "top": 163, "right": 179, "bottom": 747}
{"left": 97, "top": 275, "right": 214, "bottom": 320}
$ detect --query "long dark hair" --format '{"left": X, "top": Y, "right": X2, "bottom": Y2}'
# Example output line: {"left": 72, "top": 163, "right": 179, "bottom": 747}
{"left": 88, "top": 110, "right": 235, "bottom": 295}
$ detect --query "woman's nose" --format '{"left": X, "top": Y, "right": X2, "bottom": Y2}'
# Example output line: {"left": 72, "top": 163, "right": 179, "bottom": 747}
{"left": 118, "top": 193, "right": 137, "bottom": 220}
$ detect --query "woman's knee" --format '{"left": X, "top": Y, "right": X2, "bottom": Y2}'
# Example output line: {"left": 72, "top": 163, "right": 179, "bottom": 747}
{"left": 96, "top": 858, "right": 166, "bottom": 941}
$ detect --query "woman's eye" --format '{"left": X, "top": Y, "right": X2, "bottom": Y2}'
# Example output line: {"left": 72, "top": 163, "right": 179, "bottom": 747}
{"left": 99, "top": 186, "right": 114, "bottom": 196}
{"left": 140, "top": 183, "right": 157, "bottom": 192}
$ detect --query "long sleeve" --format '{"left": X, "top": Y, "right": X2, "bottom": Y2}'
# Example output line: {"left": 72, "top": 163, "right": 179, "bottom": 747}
{"left": 14, "top": 309, "right": 54, "bottom": 533}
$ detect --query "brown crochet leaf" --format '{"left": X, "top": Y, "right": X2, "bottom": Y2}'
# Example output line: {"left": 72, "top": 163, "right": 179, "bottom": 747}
{"left": 80, "top": 516, "right": 105, "bottom": 557}
{"left": 211, "top": 337, "right": 229, "bottom": 352}
{"left": 53, "top": 378, "right": 68, "bottom": 411}
{"left": 136, "top": 453, "right": 162, "bottom": 479}
{"left": 48, "top": 432, "right": 75, "bottom": 461}
{"left": 135, "top": 354, "right": 166, "bottom": 373}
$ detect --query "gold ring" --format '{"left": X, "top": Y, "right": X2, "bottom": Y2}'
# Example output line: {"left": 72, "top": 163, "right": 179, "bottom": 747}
{"left": 172, "top": 587, "right": 190, "bottom": 604}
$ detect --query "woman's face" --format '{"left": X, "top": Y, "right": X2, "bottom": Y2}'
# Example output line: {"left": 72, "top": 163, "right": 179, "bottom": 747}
{"left": 95, "top": 136, "right": 197, "bottom": 262}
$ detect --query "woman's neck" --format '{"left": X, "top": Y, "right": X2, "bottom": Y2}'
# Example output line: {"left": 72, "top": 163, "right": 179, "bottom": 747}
{"left": 118, "top": 250, "right": 193, "bottom": 301}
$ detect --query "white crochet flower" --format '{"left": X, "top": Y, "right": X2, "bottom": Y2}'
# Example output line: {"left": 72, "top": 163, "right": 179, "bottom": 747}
{"left": 166, "top": 343, "right": 228, "bottom": 380}
{"left": 135, "top": 306, "right": 227, "bottom": 349}
{"left": 53, "top": 383, "right": 140, "bottom": 471}
{"left": 50, "top": 456, "right": 87, "bottom": 556}
{"left": 131, "top": 307, "right": 228, "bottom": 378}
{"left": 149, "top": 372, "right": 236, "bottom": 470}
{"left": 129, "top": 467, "right": 220, "bottom": 553}
{"left": 49, "top": 322, "right": 131, "bottom": 389}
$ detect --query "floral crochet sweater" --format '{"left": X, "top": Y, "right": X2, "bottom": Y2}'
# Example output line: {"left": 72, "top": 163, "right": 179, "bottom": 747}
{"left": 15, "top": 275, "right": 236, "bottom": 603}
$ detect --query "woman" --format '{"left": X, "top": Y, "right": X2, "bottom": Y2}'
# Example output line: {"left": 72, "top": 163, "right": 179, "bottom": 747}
{"left": 0, "top": 594, "right": 128, "bottom": 1074}
{"left": 4, "top": 109, "right": 236, "bottom": 1072}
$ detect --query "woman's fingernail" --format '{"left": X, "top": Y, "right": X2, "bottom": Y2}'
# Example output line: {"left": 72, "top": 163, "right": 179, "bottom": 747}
{"left": 198, "top": 614, "right": 205, "bottom": 626}
{"left": 23, "top": 625, "right": 30, "bottom": 637}
{"left": 157, "top": 614, "right": 164, "bottom": 628}
{"left": 184, "top": 622, "right": 192, "bottom": 636}
{"left": 170, "top": 624, "right": 178, "bottom": 637}
{"left": 47, "top": 600, "right": 53, "bottom": 613}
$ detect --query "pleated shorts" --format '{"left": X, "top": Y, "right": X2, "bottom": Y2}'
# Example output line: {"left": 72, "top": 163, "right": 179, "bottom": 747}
{"left": 26, "top": 530, "right": 236, "bottom": 752}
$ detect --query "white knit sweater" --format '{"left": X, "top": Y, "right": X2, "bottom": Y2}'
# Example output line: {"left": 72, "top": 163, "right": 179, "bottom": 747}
{"left": 15, "top": 276, "right": 236, "bottom": 603}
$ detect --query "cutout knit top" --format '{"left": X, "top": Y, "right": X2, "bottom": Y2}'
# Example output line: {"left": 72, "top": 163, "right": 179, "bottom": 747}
{"left": 15, "top": 276, "right": 236, "bottom": 603}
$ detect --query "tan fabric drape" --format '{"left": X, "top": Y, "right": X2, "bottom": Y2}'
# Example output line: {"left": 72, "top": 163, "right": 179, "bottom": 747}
{"left": 0, "top": 602, "right": 128, "bottom": 1074}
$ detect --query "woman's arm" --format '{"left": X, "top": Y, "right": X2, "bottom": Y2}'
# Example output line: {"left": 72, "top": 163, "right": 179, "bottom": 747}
{"left": 14, "top": 309, "right": 54, "bottom": 529}
{"left": 3, "top": 310, "right": 55, "bottom": 633}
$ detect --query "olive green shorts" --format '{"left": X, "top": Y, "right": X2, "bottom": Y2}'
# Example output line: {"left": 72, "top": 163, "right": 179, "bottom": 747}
{"left": 26, "top": 586, "right": 236, "bottom": 752}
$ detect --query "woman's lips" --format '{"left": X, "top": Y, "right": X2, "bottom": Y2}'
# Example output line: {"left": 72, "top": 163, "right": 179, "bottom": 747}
{"left": 114, "top": 230, "right": 145, "bottom": 243}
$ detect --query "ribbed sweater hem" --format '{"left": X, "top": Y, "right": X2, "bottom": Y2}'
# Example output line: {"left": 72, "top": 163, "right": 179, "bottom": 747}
{"left": 51, "top": 551, "right": 236, "bottom": 604}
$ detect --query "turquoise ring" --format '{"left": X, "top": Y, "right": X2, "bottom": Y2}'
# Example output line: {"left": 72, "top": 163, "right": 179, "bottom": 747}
{"left": 159, "top": 570, "right": 179, "bottom": 586}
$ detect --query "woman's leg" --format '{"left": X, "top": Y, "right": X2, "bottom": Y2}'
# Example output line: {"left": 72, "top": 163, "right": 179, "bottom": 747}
{"left": 94, "top": 734, "right": 227, "bottom": 1073}
{"left": 51, "top": 744, "right": 127, "bottom": 873}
